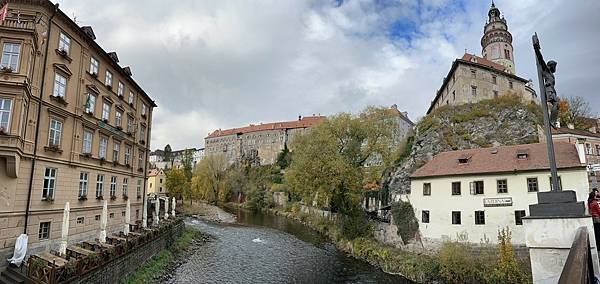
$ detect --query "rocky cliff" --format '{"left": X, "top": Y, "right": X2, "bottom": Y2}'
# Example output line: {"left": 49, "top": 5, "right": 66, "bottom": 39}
{"left": 383, "top": 95, "right": 543, "bottom": 195}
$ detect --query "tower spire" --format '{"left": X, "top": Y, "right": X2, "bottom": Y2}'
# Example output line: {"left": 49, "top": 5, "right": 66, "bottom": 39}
{"left": 481, "top": 2, "right": 515, "bottom": 74}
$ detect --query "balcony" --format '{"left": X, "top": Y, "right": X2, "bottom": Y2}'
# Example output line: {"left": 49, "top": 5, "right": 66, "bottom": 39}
{"left": 0, "top": 19, "right": 35, "bottom": 31}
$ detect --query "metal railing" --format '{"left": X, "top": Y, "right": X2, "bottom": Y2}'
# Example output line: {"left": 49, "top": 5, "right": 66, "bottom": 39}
{"left": 558, "top": 226, "right": 596, "bottom": 284}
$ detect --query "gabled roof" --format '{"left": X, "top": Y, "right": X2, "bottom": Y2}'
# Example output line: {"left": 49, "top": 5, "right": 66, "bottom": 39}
{"left": 553, "top": 127, "right": 600, "bottom": 139}
{"left": 411, "top": 142, "right": 584, "bottom": 179}
{"left": 206, "top": 116, "right": 325, "bottom": 138}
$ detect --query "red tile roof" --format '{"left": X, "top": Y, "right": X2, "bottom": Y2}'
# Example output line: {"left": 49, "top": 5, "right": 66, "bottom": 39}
{"left": 206, "top": 116, "right": 325, "bottom": 138}
{"left": 147, "top": 169, "right": 162, "bottom": 177}
{"left": 553, "top": 127, "right": 600, "bottom": 138}
{"left": 460, "top": 53, "right": 508, "bottom": 73}
{"left": 411, "top": 142, "right": 584, "bottom": 178}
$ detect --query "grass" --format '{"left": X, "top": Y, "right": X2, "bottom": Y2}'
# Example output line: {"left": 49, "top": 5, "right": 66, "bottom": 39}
{"left": 123, "top": 227, "right": 201, "bottom": 284}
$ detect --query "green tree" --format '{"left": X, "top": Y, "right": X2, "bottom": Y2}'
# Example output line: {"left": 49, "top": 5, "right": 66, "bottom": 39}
{"left": 275, "top": 146, "right": 292, "bottom": 169}
{"left": 164, "top": 144, "right": 172, "bottom": 165}
{"left": 191, "top": 154, "right": 227, "bottom": 204}
{"left": 180, "top": 149, "right": 194, "bottom": 181}
{"left": 165, "top": 167, "right": 188, "bottom": 201}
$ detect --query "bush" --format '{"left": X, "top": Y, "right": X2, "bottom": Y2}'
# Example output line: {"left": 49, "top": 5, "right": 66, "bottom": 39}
{"left": 439, "top": 240, "right": 485, "bottom": 283}
{"left": 340, "top": 207, "right": 372, "bottom": 239}
{"left": 391, "top": 201, "right": 419, "bottom": 243}
{"left": 490, "top": 227, "right": 530, "bottom": 283}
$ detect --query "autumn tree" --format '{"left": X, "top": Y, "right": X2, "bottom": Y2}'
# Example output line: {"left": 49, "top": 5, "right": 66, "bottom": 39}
{"left": 180, "top": 148, "right": 194, "bottom": 181}
{"left": 558, "top": 96, "right": 595, "bottom": 129}
{"left": 191, "top": 154, "right": 228, "bottom": 204}
{"left": 165, "top": 167, "right": 188, "bottom": 201}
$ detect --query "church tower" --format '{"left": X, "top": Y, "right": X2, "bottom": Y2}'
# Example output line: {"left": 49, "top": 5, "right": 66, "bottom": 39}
{"left": 481, "top": 1, "right": 515, "bottom": 74}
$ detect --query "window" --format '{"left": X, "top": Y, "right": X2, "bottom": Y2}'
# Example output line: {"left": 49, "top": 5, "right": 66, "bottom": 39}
{"left": 470, "top": 69, "right": 476, "bottom": 78}
{"left": 596, "top": 145, "right": 600, "bottom": 156}
{"left": 470, "top": 181, "right": 484, "bottom": 195}
{"left": 95, "top": 215, "right": 100, "bottom": 221}
{"left": 451, "top": 182, "right": 461, "bottom": 195}
{"left": 140, "top": 125, "right": 146, "bottom": 140}
{"left": 497, "top": 179, "right": 508, "bottom": 193}
{"left": 84, "top": 93, "right": 96, "bottom": 114}
{"left": 549, "top": 176, "right": 563, "bottom": 191}
{"left": 509, "top": 81, "right": 513, "bottom": 89}
{"left": 128, "top": 91, "right": 135, "bottom": 104}
{"left": 125, "top": 146, "right": 132, "bottom": 165}
{"left": 43, "top": 168, "right": 56, "bottom": 199}
{"left": 105, "top": 70, "right": 113, "bottom": 87}
{"left": 58, "top": 32, "right": 70, "bottom": 54}
{"left": 96, "top": 174, "right": 104, "bottom": 197}
{"left": 138, "top": 150, "right": 144, "bottom": 168}
{"left": 99, "top": 136, "right": 108, "bottom": 159}
{"left": 527, "top": 178, "right": 538, "bottom": 192}
{"left": 76, "top": 217, "right": 84, "bottom": 224}
{"left": 504, "top": 49, "right": 510, "bottom": 59}
{"left": 117, "top": 81, "right": 124, "bottom": 97}
{"left": 452, "top": 90, "right": 455, "bottom": 101}
{"left": 122, "top": 211, "right": 126, "bottom": 217}
{"left": 0, "top": 98, "right": 12, "bottom": 132}
{"left": 471, "top": 85, "right": 477, "bottom": 96}
{"left": 113, "top": 142, "right": 120, "bottom": 162}
{"left": 127, "top": 117, "right": 133, "bottom": 133}
{"left": 102, "top": 101, "right": 110, "bottom": 121}
{"left": 123, "top": 178, "right": 128, "bottom": 196}
{"left": 90, "top": 57, "right": 99, "bottom": 75}
{"left": 48, "top": 119, "right": 62, "bottom": 146}
{"left": 586, "top": 143, "right": 593, "bottom": 155}
{"left": 39, "top": 222, "right": 51, "bottom": 240}
{"left": 492, "top": 75, "right": 497, "bottom": 84}
{"left": 452, "top": 211, "right": 461, "bottom": 225}
{"left": 79, "top": 172, "right": 88, "bottom": 197}
{"left": 1, "top": 42, "right": 21, "bottom": 71}
{"left": 423, "top": 183, "right": 431, "bottom": 196}
{"left": 493, "top": 90, "right": 498, "bottom": 98}
{"left": 142, "top": 104, "right": 147, "bottom": 117}
{"left": 475, "top": 211, "right": 485, "bottom": 225}
{"left": 53, "top": 73, "right": 67, "bottom": 97}
{"left": 110, "top": 176, "right": 117, "bottom": 197}
{"left": 136, "top": 210, "right": 139, "bottom": 219}
{"left": 515, "top": 210, "right": 526, "bottom": 225}
{"left": 82, "top": 130, "right": 93, "bottom": 154}
{"left": 109, "top": 213, "right": 114, "bottom": 218}
{"left": 422, "top": 210, "right": 430, "bottom": 223}
{"left": 115, "top": 111, "right": 122, "bottom": 127}
{"left": 136, "top": 179, "right": 142, "bottom": 197}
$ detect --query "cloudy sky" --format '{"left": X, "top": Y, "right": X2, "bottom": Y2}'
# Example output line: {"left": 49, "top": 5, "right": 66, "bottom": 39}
{"left": 58, "top": 0, "right": 600, "bottom": 150}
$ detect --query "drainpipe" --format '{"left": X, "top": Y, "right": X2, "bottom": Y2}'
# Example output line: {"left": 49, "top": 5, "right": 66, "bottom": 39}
{"left": 23, "top": 3, "right": 59, "bottom": 234}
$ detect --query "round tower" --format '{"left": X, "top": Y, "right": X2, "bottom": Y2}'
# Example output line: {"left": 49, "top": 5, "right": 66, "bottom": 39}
{"left": 481, "top": 1, "right": 515, "bottom": 74}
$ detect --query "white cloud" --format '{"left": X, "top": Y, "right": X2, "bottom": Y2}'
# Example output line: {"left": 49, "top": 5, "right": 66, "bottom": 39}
{"left": 57, "top": 0, "right": 600, "bottom": 150}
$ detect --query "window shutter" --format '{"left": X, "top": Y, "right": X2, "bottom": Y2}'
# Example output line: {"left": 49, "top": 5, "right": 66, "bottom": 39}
{"left": 470, "top": 182, "right": 475, "bottom": 195}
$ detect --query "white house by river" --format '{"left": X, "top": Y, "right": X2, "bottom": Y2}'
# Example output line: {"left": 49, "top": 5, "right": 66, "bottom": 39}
{"left": 405, "top": 142, "right": 589, "bottom": 248}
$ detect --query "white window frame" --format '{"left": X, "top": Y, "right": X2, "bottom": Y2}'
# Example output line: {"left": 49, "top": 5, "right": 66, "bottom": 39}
{"left": 128, "top": 91, "right": 135, "bottom": 104}
{"left": 138, "top": 150, "right": 144, "bottom": 168}
{"left": 48, "top": 118, "right": 63, "bottom": 147}
{"left": 84, "top": 93, "right": 96, "bottom": 114}
{"left": 113, "top": 142, "right": 120, "bottom": 162}
{"left": 122, "top": 177, "right": 128, "bottom": 197}
{"left": 141, "top": 104, "right": 147, "bottom": 116}
{"left": 136, "top": 179, "right": 142, "bottom": 198}
{"left": 79, "top": 172, "right": 89, "bottom": 197}
{"left": 90, "top": 57, "right": 99, "bottom": 75}
{"left": 58, "top": 32, "right": 71, "bottom": 54}
{"left": 117, "top": 81, "right": 124, "bottom": 97}
{"left": 140, "top": 125, "right": 146, "bottom": 141}
{"left": 105, "top": 70, "right": 113, "bottom": 87}
{"left": 115, "top": 111, "right": 122, "bottom": 127}
{"left": 39, "top": 222, "right": 51, "bottom": 240}
{"left": 43, "top": 167, "right": 57, "bottom": 199}
{"left": 0, "top": 98, "right": 13, "bottom": 132}
{"left": 110, "top": 176, "right": 117, "bottom": 197}
{"left": 127, "top": 116, "right": 133, "bottom": 133}
{"left": 1, "top": 42, "right": 21, "bottom": 71}
{"left": 96, "top": 174, "right": 104, "bottom": 198}
{"left": 53, "top": 73, "right": 67, "bottom": 98}
{"left": 124, "top": 146, "right": 131, "bottom": 165}
{"left": 99, "top": 136, "right": 108, "bottom": 159}
{"left": 82, "top": 130, "right": 93, "bottom": 154}
{"left": 102, "top": 101, "right": 111, "bottom": 121}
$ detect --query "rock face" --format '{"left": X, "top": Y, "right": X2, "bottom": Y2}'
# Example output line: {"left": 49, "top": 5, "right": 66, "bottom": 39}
{"left": 383, "top": 97, "right": 542, "bottom": 196}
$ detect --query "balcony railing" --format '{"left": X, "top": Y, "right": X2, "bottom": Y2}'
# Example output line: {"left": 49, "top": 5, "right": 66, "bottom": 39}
{"left": 0, "top": 19, "right": 35, "bottom": 30}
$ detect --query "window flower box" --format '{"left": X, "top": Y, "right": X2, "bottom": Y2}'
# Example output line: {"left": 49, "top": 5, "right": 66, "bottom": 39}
{"left": 84, "top": 111, "right": 94, "bottom": 117}
{"left": 49, "top": 95, "right": 68, "bottom": 106}
{"left": 129, "top": 102, "right": 134, "bottom": 107}
{"left": 0, "top": 126, "right": 7, "bottom": 135}
{"left": 139, "top": 140, "right": 145, "bottom": 145}
{"left": 78, "top": 195, "right": 88, "bottom": 201}
{"left": 90, "top": 72, "right": 98, "bottom": 79}
{"left": 102, "top": 118, "right": 109, "bottom": 124}
{"left": 137, "top": 195, "right": 142, "bottom": 200}
{"left": 125, "top": 163, "right": 131, "bottom": 168}
{"left": 44, "top": 144, "right": 63, "bottom": 153}
{"left": 137, "top": 167, "right": 144, "bottom": 173}
{"left": 82, "top": 152, "right": 92, "bottom": 158}
{"left": 123, "top": 195, "right": 128, "bottom": 201}
{"left": 42, "top": 196, "right": 54, "bottom": 203}
{"left": 96, "top": 195, "right": 104, "bottom": 200}
{"left": 0, "top": 66, "right": 13, "bottom": 73}
{"left": 110, "top": 195, "right": 117, "bottom": 201}
{"left": 113, "top": 160, "right": 120, "bottom": 166}
{"left": 116, "top": 125, "right": 123, "bottom": 131}
{"left": 99, "top": 157, "right": 106, "bottom": 165}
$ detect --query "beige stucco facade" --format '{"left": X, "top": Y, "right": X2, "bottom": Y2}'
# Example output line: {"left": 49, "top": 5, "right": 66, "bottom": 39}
{"left": 0, "top": 0, "right": 155, "bottom": 260}
{"left": 147, "top": 169, "right": 167, "bottom": 196}
{"left": 406, "top": 168, "right": 589, "bottom": 248}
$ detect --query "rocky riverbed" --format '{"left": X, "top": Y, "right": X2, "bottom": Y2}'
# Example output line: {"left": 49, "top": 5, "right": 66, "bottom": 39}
{"left": 182, "top": 202, "right": 237, "bottom": 223}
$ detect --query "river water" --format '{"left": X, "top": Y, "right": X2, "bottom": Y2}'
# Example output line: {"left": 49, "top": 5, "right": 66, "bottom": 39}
{"left": 168, "top": 207, "right": 410, "bottom": 284}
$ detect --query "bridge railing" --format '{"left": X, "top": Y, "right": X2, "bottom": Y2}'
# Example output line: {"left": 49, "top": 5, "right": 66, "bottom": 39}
{"left": 558, "top": 226, "right": 595, "bottom": 284}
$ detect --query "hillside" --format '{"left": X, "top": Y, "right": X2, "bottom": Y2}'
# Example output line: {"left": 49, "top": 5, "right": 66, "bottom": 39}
{"left": 383, "top": 95, "right": 543, "bottom": 195}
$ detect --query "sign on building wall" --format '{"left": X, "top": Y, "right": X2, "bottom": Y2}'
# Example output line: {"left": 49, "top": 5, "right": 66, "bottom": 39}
{"left": 483, "top": 197, "right": 513, "bottom": 207}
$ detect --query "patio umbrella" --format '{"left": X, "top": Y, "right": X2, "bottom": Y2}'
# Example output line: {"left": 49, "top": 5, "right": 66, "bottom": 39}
{"left": 154, "top": 197, "right": 159, "bottom": 225}
{"left": 164, "top": 198, "right": 169, "bottom": 220}
{"left": 100, "top": 200, "right": 107, "bottom": 243}
{"left": 124, "top": 198, "right": 131, "bottom": 235}
{"left": 59, "top": 202, "right": 70, "bottom": 255}
{"left": 142, "top": 195, "right": 148, "bottom": 228}
{"left": 171, "top": 197, "right": 176, "bottom": 217}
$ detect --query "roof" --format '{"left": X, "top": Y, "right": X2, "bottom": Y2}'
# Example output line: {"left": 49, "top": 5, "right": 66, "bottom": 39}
{"left": 427, "top": 53, "right": 528, "bottom": 114}
{"left": 147, "top": 169, "right": 159, "bottom": 177}
{"left": 553, "top": 127, "right": 600, "bottom": 139}
{"left": 411, "top": 142, "right": 584, "bottom": 179}
{"left": 206, "top": 116, "right": 325, "bottom": 138}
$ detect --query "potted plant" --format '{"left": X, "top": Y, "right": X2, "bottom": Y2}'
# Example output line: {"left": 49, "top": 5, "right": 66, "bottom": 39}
{"left": 110, "top": 195, "right": 117, "bottom": 201}
{"left": 0, "top": 126, "right": 6, "bottom": 135}
{"left": 42, "top": 196, "right": 54, "bottom": 203}
{"left": 123, "top": 194, "right": 128, "bottom": 201}
{"left": 50, "top": 95, "right": 68, "bottom": 105}
{"left": 103, "top": 118, "right": 109, "bottom": 123}
{"left": 125, "top": 163, "right": 131, "bottom": 168}
{"left": 82, "top": 152, "right": 92, "bottom": 158}
{"left": 116, "top": 125, "right": 123, "bottom": 131}
{"left": 112, "top": 160, "right": 119, "bottom": 166}
{"left": 129, "top": 102, "right": 134, "bottom": 107}
{"left": 99, "top": 157, "right": 106, "bottom": 165}
{"left": 0, "top": 66, "right": 13, "bottom": 73}
{"left": 137, "top": 195, "right": 142, "bottom": 200}
{"left": 96, "top": 195, "right": 103, "bottom": 200}
{"left": 78, "top": 195, "right": 87, "bottom": 201}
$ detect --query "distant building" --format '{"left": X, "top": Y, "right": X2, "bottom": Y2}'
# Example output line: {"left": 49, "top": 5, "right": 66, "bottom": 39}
{"left": 405, "top": 142, "right": 588, "bottom": 247}
{"left": 205, "top": 116, "right": 326, "bottom": 165}
{"left": 428, "top": 2, "right": 537, "bottom": 114}
{"left": 149, "top": 148, "right": 204, "bottom": 170}
{"left": 147, "top": 169, "right": 167, "bottom": 196}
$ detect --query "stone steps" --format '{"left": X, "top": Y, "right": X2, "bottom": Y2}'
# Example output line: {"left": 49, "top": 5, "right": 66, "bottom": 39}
{"left": 0, "top": 267, "right": 25, "bottom": 284}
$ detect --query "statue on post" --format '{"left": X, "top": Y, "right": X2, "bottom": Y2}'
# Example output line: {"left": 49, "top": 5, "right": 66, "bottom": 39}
{"left": 533, "top": 34, "right": 559, "bottom": 128}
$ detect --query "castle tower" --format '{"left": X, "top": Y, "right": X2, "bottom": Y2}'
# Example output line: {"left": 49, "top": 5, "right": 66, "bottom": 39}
{"left": 481, "top": 1, "right": 515, "bottom": 74}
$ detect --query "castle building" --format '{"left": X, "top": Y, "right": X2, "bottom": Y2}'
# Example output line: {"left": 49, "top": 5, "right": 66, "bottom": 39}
{"left": 149, "top": 147, "right": 204, "bottom": 170}
{"left": 427, "top": 2, "right": 537, "bottom": 114}
{"left": 0, "top": 0, "right": 155, "bottom": 261}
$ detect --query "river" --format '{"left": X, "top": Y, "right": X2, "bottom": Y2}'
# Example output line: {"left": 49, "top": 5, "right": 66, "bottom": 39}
{"left": 167, "top": 207, "right": 411, "bottom": 284}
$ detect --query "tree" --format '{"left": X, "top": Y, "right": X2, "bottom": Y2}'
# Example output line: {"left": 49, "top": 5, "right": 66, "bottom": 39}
{"left": 180, "top": 149, "right": 194, "bottom": 181}
{"left": 165, "top": 167, "right": 188, "bottom": 201}
{"left": 275, "top": 146, "right": 292, "bottom": 170}
{"left": 164, "top": 144, "right": 172, "bottom": 167}
{"left": 558, "top": 96, "right": 595, "bottom": 129}
{"left": 191, "top": 154, "right": 228, "bottom": 204}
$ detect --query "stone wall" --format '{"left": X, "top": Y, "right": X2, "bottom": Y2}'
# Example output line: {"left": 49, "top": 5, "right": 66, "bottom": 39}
{"left": 73, "top": 220, "right": 184, "bottom": 284}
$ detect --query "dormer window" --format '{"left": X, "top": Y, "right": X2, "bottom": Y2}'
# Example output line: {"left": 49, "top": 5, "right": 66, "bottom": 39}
{"left": 517, "top": 150, "right": 528, "bottom": 159}
{"left": 458, "top": 156, "right": 470, "bottom": 164}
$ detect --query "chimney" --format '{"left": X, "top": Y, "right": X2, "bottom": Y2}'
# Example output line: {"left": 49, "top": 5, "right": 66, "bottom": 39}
{"left": 575, "top": 138, "right": 587, "bottom": 164}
